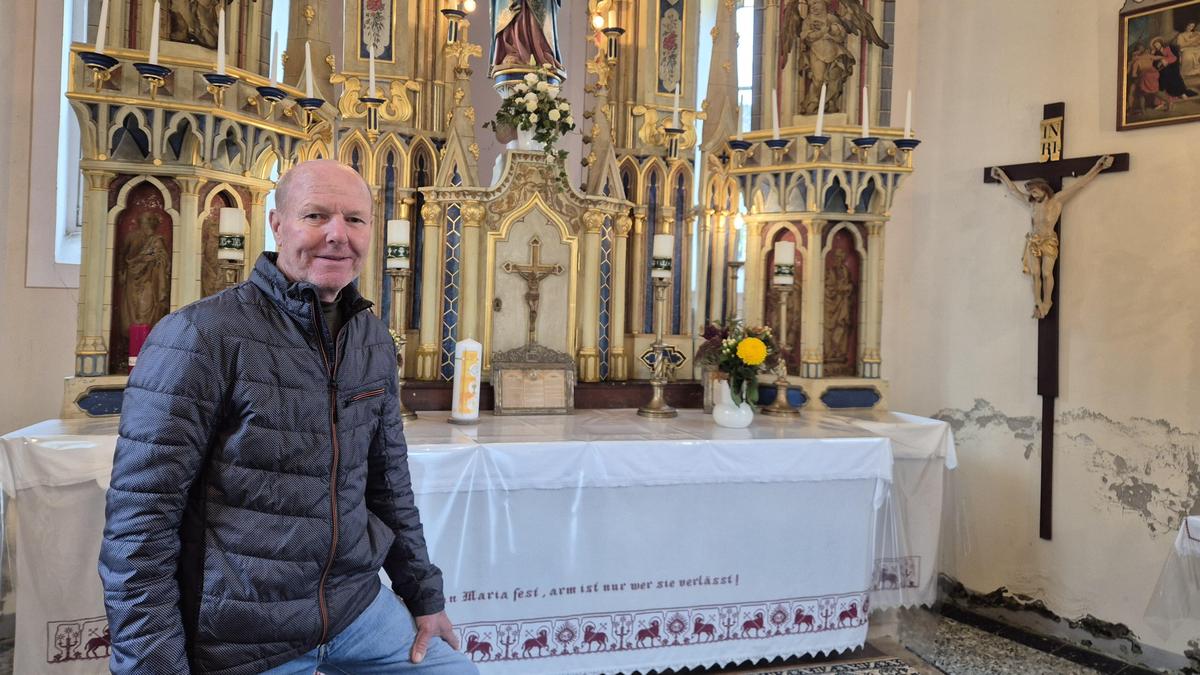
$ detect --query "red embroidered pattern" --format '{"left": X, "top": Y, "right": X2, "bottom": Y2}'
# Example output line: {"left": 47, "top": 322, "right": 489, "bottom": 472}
{"left": 46, "top": 616, "right": 109, "bottom": 663}
{"left": 453, "top": 592, "right": 869, "bottom": 662}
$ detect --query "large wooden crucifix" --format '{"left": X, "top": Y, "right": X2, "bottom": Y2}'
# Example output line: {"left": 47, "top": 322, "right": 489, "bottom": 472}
{"left": 502, "top": 236, "right": 564, "bottom": 347}
{"left": 983, "top": 102, "right": 1129, "bottom": 540}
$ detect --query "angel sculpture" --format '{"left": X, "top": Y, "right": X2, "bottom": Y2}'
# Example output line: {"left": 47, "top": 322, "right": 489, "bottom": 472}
{"left": 777, "top": 0, "right": 889, "bottom": 115}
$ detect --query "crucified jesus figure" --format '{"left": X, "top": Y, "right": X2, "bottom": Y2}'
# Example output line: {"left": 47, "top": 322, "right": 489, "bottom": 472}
{"left": 990, "top": 154, "right": 1113, "bottom": 319}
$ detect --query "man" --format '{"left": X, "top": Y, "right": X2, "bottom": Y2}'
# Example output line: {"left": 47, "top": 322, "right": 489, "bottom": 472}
{"left": 991, "top": 154, "right": 1113, "bottom": 319}
{"left": 100, "top": 160, "right": 477, "bottom": 675}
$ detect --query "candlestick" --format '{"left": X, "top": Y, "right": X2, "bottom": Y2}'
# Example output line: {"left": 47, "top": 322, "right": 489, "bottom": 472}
{"left": 904, "top": 90, "right": 913, "bottom": 139}
{"left": 637, "top": 278, "right": 677, "bottom": 419}
{"left": 861, "top": 86, "right": 869, "bottom": 138}
{"left": 815, "top": 83, "right": 826, "bottom": 136}
{"left": 95, "top": 0, "right": 110, "bottom": 53}
{"left": 217, "top": 6, "right": 226, "bottom": 74}
{"left": 304, "top": 41, "right": 315, "bottom": 98}
{"left": 672, "top": 83, "right": 681, "bottom": 127}
{"left": 761, "top": 285, "right": 800, "bottom": 417}
{"left": 771, "top": 87, "right": 781, "bottom": 140}
{"left": 389, "top": 280, "right": 419, "bottom": 422}
{"left": 149, "top": 0, "right": 161, "bottom": 65}
{"left": 368, "top": 47, "right": 376, "bottom": 97}
{"left": 269, "top": 32, "right": 279, "bottom": 86}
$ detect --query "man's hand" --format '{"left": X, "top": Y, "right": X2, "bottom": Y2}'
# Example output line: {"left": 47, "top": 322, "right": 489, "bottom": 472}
{"left": 411, "top": 610, "right": 460, "bottom": 663}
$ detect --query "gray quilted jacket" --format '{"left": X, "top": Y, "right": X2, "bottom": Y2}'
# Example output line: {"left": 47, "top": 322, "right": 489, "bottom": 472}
{"left": 99, "top": 253, "right": 444, "bottom": 674}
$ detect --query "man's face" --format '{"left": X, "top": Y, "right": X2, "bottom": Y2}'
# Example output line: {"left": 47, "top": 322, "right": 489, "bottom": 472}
{"left": 269, "top": 162, "right": 373, "bottom": 302}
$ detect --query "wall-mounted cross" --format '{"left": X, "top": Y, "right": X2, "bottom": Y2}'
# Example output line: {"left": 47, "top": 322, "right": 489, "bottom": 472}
{"left": 983, "top": 102, "right": 1130, "bottom": 540}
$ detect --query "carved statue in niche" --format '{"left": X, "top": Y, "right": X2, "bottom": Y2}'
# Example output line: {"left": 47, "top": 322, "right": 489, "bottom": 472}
{"left": 778, "top": 0, "right": 889, "bottom": 114}
{"left": 823, "top": 248, "right": 854, "bottom": 375}
{"left": 166, "top": 0, "right": 234, "bottom": 50}
{"left": 491, "top": 0, "right": 563, "bottom": 75}
{"left": 200, "top": 203, "right": 225, "bottom": 298}
{"left": 119, "top": 212, "right": 172, "bottom": 331}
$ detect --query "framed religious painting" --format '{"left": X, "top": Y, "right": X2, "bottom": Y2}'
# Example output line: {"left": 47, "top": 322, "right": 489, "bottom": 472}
{"left": 1118, "top": 0, "right": 1200, "bottom": 130}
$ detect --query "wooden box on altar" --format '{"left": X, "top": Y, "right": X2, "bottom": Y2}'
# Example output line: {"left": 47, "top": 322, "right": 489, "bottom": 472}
{"left": 491, "top": 344, "right": 576, "bottom": 415}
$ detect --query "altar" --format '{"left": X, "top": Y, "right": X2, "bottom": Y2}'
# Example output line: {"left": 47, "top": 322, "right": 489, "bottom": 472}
{"left": 0, "top": 410, "right": 954, "bottom": 674}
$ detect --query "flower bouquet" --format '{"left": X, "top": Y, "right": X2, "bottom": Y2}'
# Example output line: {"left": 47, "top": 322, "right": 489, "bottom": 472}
{"left": 485, "top": 66, "right": 575, "bottom": 169}
{"left": 695, "top": 320, "right": 779, "bottom": 406}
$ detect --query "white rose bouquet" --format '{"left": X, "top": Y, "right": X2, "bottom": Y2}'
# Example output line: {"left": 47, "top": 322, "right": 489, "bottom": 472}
{"left": 486, "top": 66, "right": 575, "bottom": 175}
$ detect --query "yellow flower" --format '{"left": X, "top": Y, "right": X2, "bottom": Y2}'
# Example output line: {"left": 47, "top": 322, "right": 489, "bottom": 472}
{"left": 736, "top": 337, "right": 767, "bottom": 366}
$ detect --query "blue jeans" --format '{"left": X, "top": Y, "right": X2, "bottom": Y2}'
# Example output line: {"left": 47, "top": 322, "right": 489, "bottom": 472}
{"left": 259, "top": 586, "right": 478, "bottom": 674}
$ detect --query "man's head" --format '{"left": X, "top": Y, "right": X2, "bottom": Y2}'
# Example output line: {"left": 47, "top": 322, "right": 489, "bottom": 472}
{"left": 1025, "top": 178, "right": 1052, "bottom": 203}
{"left": 138, "top": 212, "right": 159, "bottom": 231}
{"left": 1188, "top": 22, "right": 1197, "bottom": 31}
{"left": 269, "top": 159, "right": 373, "bottom": 302}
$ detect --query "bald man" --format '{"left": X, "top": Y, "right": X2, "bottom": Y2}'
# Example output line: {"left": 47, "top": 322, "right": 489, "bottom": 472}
{"left": 100, "top": 160, "right": 477, "bottom": 675}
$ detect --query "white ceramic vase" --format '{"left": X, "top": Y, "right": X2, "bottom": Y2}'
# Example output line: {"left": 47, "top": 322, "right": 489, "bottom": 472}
{"left": 712, "top": 379, "right": 754, "bottom": 428}
{"left": 507, "top": 127, "right": 539, "bottom": 151}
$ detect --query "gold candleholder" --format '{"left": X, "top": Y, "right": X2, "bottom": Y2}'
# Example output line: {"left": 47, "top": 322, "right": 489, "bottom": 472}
{"left": 761, "top": 284, "right": 800, "bottom": 417}
{"left": 387, "top": 266, "right": 418, "bottom": 421}
{"left": 725, "top": 261, "right": 743, "bottom": 322}
{"left": 360, "top": 95, "right": 385, "bottom": 142}
{"left": 638, "top": 277, "right": 677, "bottom": 418}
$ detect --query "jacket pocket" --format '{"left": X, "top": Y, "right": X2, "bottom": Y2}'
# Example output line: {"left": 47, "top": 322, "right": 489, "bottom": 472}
{"left": 344, "top": 386, "right": 386, "bottom": 407}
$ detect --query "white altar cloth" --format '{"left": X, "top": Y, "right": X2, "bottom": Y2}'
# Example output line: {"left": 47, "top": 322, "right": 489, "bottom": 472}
{"left": 0, "top": 409, "right": 953, "bottom": 674}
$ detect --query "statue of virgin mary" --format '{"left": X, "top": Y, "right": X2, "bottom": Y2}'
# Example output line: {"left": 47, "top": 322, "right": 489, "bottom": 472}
{"left": 490, "top": 0, "right": 563, "bottom": 77}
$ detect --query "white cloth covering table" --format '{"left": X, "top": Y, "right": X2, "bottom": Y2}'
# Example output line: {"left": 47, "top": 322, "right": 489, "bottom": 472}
{"left": 0, "top": 409, "right": 954, "bottom": 674}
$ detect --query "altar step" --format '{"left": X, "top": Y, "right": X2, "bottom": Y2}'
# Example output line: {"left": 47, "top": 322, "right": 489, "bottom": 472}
{"left": 402, "top": 380, "right": 705, "bottom": 411}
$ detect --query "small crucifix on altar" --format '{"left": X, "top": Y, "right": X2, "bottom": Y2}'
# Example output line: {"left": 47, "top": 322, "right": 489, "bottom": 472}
{"left": 502, "top": 236, "right": 564, "bottom": 347}
{"left": 983, "top": 102, "right": 1129, "bottom": 540}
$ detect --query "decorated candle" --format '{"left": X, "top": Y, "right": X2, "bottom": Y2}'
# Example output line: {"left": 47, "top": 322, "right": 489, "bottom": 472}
{"left": 218, "top": 208, "right": 245, "bottom": 261}
{"left": 773, "top": 240, "right": 796, "bottom": 286}
{"left": 450, "top": 339, "right": 483, "bottom": 424}
{"left": 652, "top": 234, "right": 673, "bottom": 278}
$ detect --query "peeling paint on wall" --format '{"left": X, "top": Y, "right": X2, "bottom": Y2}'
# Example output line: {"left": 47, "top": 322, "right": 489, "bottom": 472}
{"left": 934, "top": 401, "right": 1200, "bottom": 534}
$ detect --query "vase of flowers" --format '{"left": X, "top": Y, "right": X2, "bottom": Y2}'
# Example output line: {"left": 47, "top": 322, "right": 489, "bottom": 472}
{"left": 485, "top": 66, "right": 575, "bottom": 166}
{"left": 696, "top": 321, "right": 779, "bottom": 428}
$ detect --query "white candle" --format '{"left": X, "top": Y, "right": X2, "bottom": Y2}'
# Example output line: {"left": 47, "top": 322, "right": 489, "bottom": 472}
{"left": 771, "top": 88, "right": 780, "bottom": 140}
{"left": 815, "top": 83, "right": 827, "bottom": 136}
{"left": 219, "top": 207, "right": 245, "bottom": 234}
{"left": 652, "top": 233, "right": 673, "bottom": 278}
{"left": 269, "top": 32, "right": 279, "bottom": 86}
{"left": 217, "top": 6, "right": 226, "bottom": 74}
{"left": 368, "top": 47, "right": 376, "bottom": 97}
{"left": 450, "top": 339, "right": 483, "bottom": 423}
{"left": 904, "top": 90, "right": 913, "bottom": 139}
{"left": 735, "top": 104, "right": 744, "bottom": 141}
{"left": 95, "top": 0, "right": 110, "bottom": 54}
{"left": 672, "top": 83, "right": 681, "bottom": 127}
{"left": 861, "top": 86, "right": 870, "bottom": 138}
{"left": 149, "top": 0, "right": 161, "bottom": 65}
{"left": 304, "top": 41, "right": 315, "bottom": 98}
{"left": 608, "top": 8, "right": 616, "bottom": 26}
{"left": 387, "top": 219, "right": 410, "bottom": 245}
{"left": 774, "top": 240, "right": 795, "bottom": 266}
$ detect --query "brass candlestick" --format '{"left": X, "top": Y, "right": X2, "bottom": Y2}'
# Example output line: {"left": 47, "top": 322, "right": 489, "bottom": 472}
{"left": 761, "top": 284, "right": 800, "bottom": 417}
{"left": 638, "top": 277, "right": 677, "bottom": 418}
{"left": 387, "top": 266, "right": 418, "bottom": 421}
{"left": 725, "top": 261, "right": 744, "bottom": 322}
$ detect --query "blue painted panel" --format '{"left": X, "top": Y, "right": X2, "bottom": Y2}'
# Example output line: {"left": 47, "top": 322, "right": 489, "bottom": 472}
{"left": 439, "top": 170, "right": 464, "bottom": 380}
{"left": 77, "top": 388, "right": 125, "bottom": 416}
{"left": 820, "top": 388, "right": 882, "bottom": 409}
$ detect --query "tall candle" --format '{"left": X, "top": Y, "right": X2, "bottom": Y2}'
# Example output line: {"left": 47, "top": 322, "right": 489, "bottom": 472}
{"left": 387, "top": 219, "right": 410, "bottom": 245}
{"left": 95, "top": 0, "right": 110, "bottom": 54}
{"left": 904, "top": 90, "right": 913, "bottom": 138}
{"left": 653, "top": 233, "right": 673, "bottom": 258}
{"left": 450, "top": 339, "right": 483, "bottom": 424}
{"left": 672, "top": 83, "right": 681, "bottom": 127}
{"left": 269, "top": 32, "right": 279, "bottom": 86}
{"left": 218, "top": 208, "right": 245, "bottom": 234}
{"left": 368, "top": 47, "right": 376, "bottom": 97}
{"left": 149, "top": 0, "right": 161, "bottom": 65}
{"left": 217, "top": 6, "right": 226, "bottom": 74}
{"left": 815, "top": 83, "right": 827, "bottom": 136}
{"left": 771, "top": 88, "right": 780, "bottom": 140}
{"left": 773, "top": 240, "right": 796, "bottom": 286}
{"left": 735, "top": 104, "right": 744, "bottom": 141}
{"left": 304, "top": 41, "right": 315, "bottom": 98}
{"left": 861, "top": 86, "right": 869, "bottom": 138}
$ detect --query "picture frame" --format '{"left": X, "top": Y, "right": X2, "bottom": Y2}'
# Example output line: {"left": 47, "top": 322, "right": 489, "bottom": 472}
{"left": 1118, "top": 0, "right": 1200, "bottom": 130}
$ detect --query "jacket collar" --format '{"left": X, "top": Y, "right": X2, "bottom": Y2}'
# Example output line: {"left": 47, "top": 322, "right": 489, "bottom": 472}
{"left": 250, "top": 253, "right": 373, "bottom": 336}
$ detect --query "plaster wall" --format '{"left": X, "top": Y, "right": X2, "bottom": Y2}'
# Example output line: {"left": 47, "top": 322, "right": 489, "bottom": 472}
{"left": 885, "top": 0, "right": 1200, "bottom": 658}
{"left": 0, "top": 1, "right": 79, "bottom": 435}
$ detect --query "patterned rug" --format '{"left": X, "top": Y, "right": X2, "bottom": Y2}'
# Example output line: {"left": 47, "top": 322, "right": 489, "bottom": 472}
{"left": 732, "top": 657, "right": 923, "bottom": 674}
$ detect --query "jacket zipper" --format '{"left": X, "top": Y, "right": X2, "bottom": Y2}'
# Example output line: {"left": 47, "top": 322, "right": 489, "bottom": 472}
{"left": 313, "top": 302, "right": 341, "bottom": 645}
